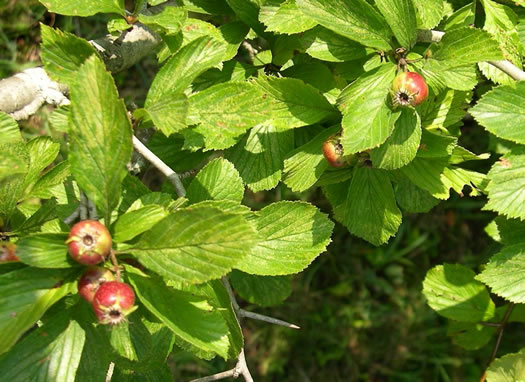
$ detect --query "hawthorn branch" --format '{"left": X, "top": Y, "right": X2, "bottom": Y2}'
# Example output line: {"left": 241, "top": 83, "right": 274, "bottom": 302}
{"left": 131, "top": 136, "right": 186, "bottom": 198}
{"left": 416, "top": 29, "right": 525, "bottom": 81}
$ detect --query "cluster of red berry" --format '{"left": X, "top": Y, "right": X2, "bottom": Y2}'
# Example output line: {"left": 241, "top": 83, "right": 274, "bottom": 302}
{"left": 322, "top": 71, "right": 428, "bottom": 167}
{"left": 67, "top": 220, "right": 136, "bottom": 325}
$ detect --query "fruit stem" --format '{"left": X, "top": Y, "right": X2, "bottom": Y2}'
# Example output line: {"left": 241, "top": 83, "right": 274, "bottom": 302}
{"left": 109, "top": 250, "right": 121, "bottom": 281}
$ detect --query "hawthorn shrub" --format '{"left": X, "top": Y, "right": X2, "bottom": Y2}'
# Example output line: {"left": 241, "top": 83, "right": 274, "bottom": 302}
{"left": 0, "top": 0, "right": 524, "bottom": 380}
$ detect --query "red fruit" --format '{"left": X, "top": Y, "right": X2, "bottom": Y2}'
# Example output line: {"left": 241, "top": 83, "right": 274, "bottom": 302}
{"left": 78, "top": 267, "right": 115, "bottom": 303}
{"left": 92, "top": 281, "right": 137, "bottom": 325}
{"left": 0, "top": 242, "right": 19, "bottom": 262}
{"left": 322, "top": 135, "right": 351, "bottom": 168}
{"left": 66, "top": 220, "right": 112, "bottom": 265}
{"left": 391, "top": 71, "right": 428, "bottom": 107}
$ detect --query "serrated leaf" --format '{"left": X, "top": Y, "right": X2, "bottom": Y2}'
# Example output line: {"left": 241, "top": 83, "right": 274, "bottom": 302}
{"left": 49, "top": 105, "right": 70, "bottom": 133}
{"left": 126, "top": 268, "right": 232, "bottom": 359}
{"left": 0, "top": 268, "right": 77, "bottom": 355}
{"left": 344, "top": 167, "right": 401, "bottom": 245}
{"left": 338, "top": 64, "right": 398, "bottom": 154}
{"left": 229, "top": 270, "right": 292, "bottom": 307}
{"left": 427, "top": 27, "right": 504, "bottom": 69}
{"left": 138, "top": 5, "right": 187, "bottom": 35}
{"left": 484, "top": 153, "right": 525, "bottom": 219}
{"left": 394, "top": 174, "right": 439, "bottom": 213}
{"left": 423, "top": 264, "right": 496, "bottom": 322}
{"left": 113, "top": 205, "right": 169, "bottom": 243}
{"left": 128, "top": 207, "right": 257, "bottom": 283}
{"left": 40, "top": 24, "right": 97, "bottom": 86}
{"left": 417, "top": 129, "right": 457, "bottom": 158}
{"left": 0, "top": 311, "right": 85, "bottom": 381}
{"left": 282, "top": 125, "right": 339, "bottom": 192}
{"left": 28, "top": 160, "right": 71, "bottom": 199}
{"left": 187, "top": 158, "right": 245, "bottom": 203}
{"left": 16, "top": 233, "right": 72, "bottom": 268}
{"left": 296, "top": 0, "right": 393, "bottom": 51}
{"left": 299, "top": 26, "right": 369, "bottom": 62}
{"left": 441, "top": 166, "right": 485, "bottom": 197}
{"left": 39, "top": 0, "right": 125, "bottom": 16}
{"left": 188, "top": 82, "right": 273, "bottom": 150}
{"left": 15, "top": 199, "right": 59, "bottom": 233}
{"left": 370, "top": 108, "right": 421, "bottom": 170}
{"left": 225, "top": 0, "right": 266, "bottom": 35}
{"left": 444, "top": 2, "right": 476, "bottom": 31}
{"left": 375, "top": 0, "right": 417, "bottom": 49}
{"left": 0, "top": 143, "right": 28, "bottom": 220}
{"left": 411, "top": 0, "right": 443, "bottom": 29}
{"left": 470, "top": 82, "right": 525, "bottom": 144}
{"left": 146, "top": 133, "right": 207, "bottom": 173}
{"left": 23, "top": 136, "right": 61, "bottom": 197}
{"left": 142, "top": 94, "right": 189, "bottom": 136}
{"left": 260, "top": 0, "right": 317, "bottom": 34}
{"left": 181, "top": 0, "right": 233, "bottom": 15}
{"left": 236, "top": 201, "right": 334, "bottom": 275}
{"left": 447, "top": 321, "right": 495, "bottom": 350}
{"left": 0, "top": 111, "right": 21, "bottom": 143}
{"left": 0, "top": 152, "right": 26, "bottom": 182}
{"left": 486, "top": 348, "right": 525, "bottom": 382}
{"left": 476, "top": 244, "right": 525, "bottom": 303}
{"left": 400, "top": 157, "right": 449, "bottom": 199}
{"left": 253, "top": 75, "right": 336, "bottom": 130}
{"left": 226, "top": 123, "right": 294, "bottom": 192}
{"left": 147, "top": 36, "right": 227, "bottom": 106}
{"left": 420, "top": 89, "right": 471, "bottom": 130}
{"left": 69, "top": 55, "right": 133, "bottom": 219}
{"left": 489, "top": 217, "right": 525, "bottom": 246}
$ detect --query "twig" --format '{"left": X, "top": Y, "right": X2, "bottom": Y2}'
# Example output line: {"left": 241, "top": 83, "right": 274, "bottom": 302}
{"left": 105, "top": 361, "right": 115, "bottom": 382}
{"left": 79, "top": 192, "right": 88, "bottom": 220}
{"left": 479, "top": 303, "right": 515, "bottom": 382}
{"left": 109, "top": 250, "right": 122, "bottom": 282}
{"left": 189, "top": 368, "right": 236, "bottom": 382}
{"left": 239, "top": 309, "right": 300, "bottom": 329}
{"left": 63, "top": 207, "right": 80, "bottom": 225}
{"left": 131, "top": 135, "right": 186, "bottom": 197}
{"left": 88, "top": 199, "right": 98, "bottom": 220}
{"left": 416, "top": 29, "right": 525, "bottom": 81}
{"left": 234, "top": 349, "right": 253, "bottom": 382}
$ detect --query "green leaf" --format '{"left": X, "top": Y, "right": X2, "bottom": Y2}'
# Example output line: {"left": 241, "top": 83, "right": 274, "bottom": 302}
{"left": 0, "top": 311, "right": 85, "bottom": 381}
{"left": 141, "top": 94, "right": 189, "bottom": 137}
{"left": 187, "top": 158, "right": 245, "bottom": 203}
{"left": 0, "top": 111, "right": 21, "bottom": 143}
{"left": 16, "top": 233, "right": 71, "bottom": 268}
{"left": 423, "top": 264, "right": 496, "bottom": 322}
{"left": 479, "top": 0, "right": 523, "bottom": 85}
{"left": 178, "top": 279, "right": 243, "bottom": 359}
{"left": 282, "top": 125, "right": 340, "bottom": 192}
{"left": 138, "top": 6, "right": 187, "bottom": 35}
{"left": 187, "top": 82, "right": 273, "bottom": 150}
{"left": 126, "top": 268, "right": 232, "bottom": 360}
{"left": 226, "top": 123, "right": 294, "bottom": 192}
{"left": 370, "top": 108, "right": 421, "bottom": 170}
{"left": 0, "top": 152, "right": 26, "bottom": 182}
{"left": 441, "top": 166, "right": 485, "bottom": 197}
{"left": 447, "top": 321, "right": 495, "bottom": 350}
{"left": 0, "top": 143, "right": 28, "bottom": 220}
{"left": 147, "top": 36, "right": 226, "bottom": 104}
{"left": 23, "top": 136, "right": 61, "bottom": 197}
{"left": 444, "top": 2, "right": 476, "bottom": 31}
{"left": 253, "top": 75, "right": 336, "bottom": 130}
{"left": 484, "top": 152, "right": 525, "bottom": 219}
{"left": 15, "top": 199, "right": 59, "bottom": 233}
{"left": 49, "top": 105, "right": 70, "bottom": 133}
{"left": 225, "top": 0, "right": 266, "bottom": 35}
{"left": 486, "top": 348, "right": 525, "bottom": 382}
{"left": 476, "top": 244, "right": 525, "bottom": 303}
{"left": 260, "top": 0, "right": 317, "bottom": 34}
{"left": 146, "top": 133, "right": 207, "bottom": 173}
{"left": 400, "top": 157, "right": 450, "bottom": 199}
{"left": 181, "top": 0, "right": 233, "bottom": 15}
{"left": 296, "top": 0, "right": 393, "bottom": 51}
{"left": 470, "top": 83, "right": 525, "bottom": 144}
{"left": 344, "top": 167, "right": 402, "bottom": 245}
{"left": 417, "top": 129, "right": 457, "bottom": 158}
{"left": 0, "top": 268, "right": 77, "bottom": 355}
{"left": 420, "top": 89, "right": 471, "bottom": 130}
{"left": 338, "top": 64, "right": 398, "bottom": 154}
{"left": 28, "top": 160, "right": 71, "bottom": 199}
{"left": 229, "top": 270, "right": 292, "bottom": 307}
{"left": 299, "top": 26, "right": 369, "bottom": 62}
{"left": 488, "top": 217, "right": 525, "bottom": 246}
{"left": 427, "top": 27, "right": 504, "bottom": 69}
{"left": 113, "top": 205, "right": 169, "bottom": 243}
{"left": 394, "top": 174, "right": 439, "bottom": 213}
{"left": 40, "top": 24, "right": 97, "bottom": 86}
{"left": 39, "top": 0, "right": 125, "bottom": 16}
{"left": 411, "top": 0, "right": 443, "bottom": 29}
{"left": 69, "top": 55, "right": 133, "bottom": 219}
{"left": 375, "top": 0, "right": 417, "bottom": 49}
{"left": 128, "top": 206, "right": 257, "bottom": 283}
{"left": 236, "top": 201, "right": 334, "bottom": 275}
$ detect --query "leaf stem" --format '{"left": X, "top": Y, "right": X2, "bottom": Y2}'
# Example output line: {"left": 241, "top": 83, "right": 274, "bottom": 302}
{"left": 109, "top": 250, "right": 121, "bottom": 282}
{"left": 239, "top": 309, "right": 300, "bottom": 329}
{"left": 479, "top": 303, "right": 514, "bottom": 382}
{"left": 131, "top": 135, "right": 186, "bottom": 198}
